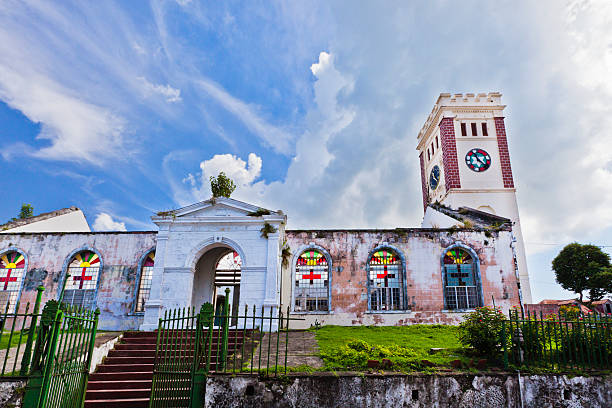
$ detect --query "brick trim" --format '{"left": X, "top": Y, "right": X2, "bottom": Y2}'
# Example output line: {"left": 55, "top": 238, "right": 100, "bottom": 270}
{"left": 419, "top": 152, "right": 428, "bottom": 211}
{"left": 439, "top": 117, "right": 461, "bottom": 189}
{"left": 494, "top": 117, "right": 515, "bottom": 188}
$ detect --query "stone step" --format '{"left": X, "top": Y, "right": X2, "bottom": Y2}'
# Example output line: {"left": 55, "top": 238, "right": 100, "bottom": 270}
{"left": 85, "top": 388, "right": 150, "bottom": 400}
{"left": 90, "top": 372, "right": 153, "bottom": 381}
{"left": 97, "top": 364, "right": 154, "bottom": 373}
{"left": 83, "top": 398, "right": 150, "bottom": 408}
{"left": 87, "top": 380, "right": 152, "bottom": 390}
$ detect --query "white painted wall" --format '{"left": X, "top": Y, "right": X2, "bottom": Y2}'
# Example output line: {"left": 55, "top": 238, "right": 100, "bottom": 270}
{"left": 1, "top": 210, "right": 90, "bottom": 233}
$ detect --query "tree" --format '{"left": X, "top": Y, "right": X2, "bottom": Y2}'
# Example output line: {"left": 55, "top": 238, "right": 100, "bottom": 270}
{"left": 209, "top": 172, "right": 236, "bottom": 198}
{"left": 19, "top": 203, "right": 34, "bottom": 219}
{"left": 551, "top": 243, "right": 611, "bottom": 303}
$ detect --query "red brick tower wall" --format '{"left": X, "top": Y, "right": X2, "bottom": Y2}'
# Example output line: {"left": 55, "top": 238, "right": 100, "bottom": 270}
{"left": 439, "top": 117, "right": 461, "bottom": 189}
{"left": 419, "top": 152, "right": 428, "bottom": 210}
{"left": 494, "top": 117, "right": 515, "bottom": 188}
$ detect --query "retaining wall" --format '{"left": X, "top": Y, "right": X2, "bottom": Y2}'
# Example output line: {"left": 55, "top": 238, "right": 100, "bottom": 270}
{"left": 205, "top": 373, "right": 611, "bottom": 408}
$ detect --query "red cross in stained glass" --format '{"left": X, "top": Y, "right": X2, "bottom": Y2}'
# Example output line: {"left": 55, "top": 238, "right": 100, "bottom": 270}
{"left": 0, "top": 269, "right": 17, "bottom": 290}
{"left": 73, "top": 268, "right": 93, "bottom": 289}
{"left": 301, "top": 269, "right": 321, "bottom": 284}
{"left": 377, "top": 265, "right": 389, "bottom": 279}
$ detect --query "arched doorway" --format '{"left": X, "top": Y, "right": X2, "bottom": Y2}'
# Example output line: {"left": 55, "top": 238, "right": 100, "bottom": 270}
{"left": 191, "top": 246, "right": 242, "bottom": 319}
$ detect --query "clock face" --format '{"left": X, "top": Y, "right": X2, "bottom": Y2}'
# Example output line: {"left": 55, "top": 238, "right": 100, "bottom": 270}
{"left": 429, "top": 165, "right": 441, "bottom": 190}
{"left": 465, "top": 148, "right": 491, "bottom": 172}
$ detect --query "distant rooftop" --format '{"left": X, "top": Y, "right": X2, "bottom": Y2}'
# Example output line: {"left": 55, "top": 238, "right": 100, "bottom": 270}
{"left": 0, "top": 207, "right": 83, "bottom": 231}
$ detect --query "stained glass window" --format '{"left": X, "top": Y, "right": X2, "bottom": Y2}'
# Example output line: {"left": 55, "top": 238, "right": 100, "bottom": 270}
{"left": 63, "top": 251, "right": 101, "bottom": 309}
{"left": 0, "top": 251, "right": 26, "bottom": 313}
{"left": 294, "top": 249, "right": 330, "bottom": 312}
{"left": 443, "top": 247, "right": 482, "bottom": 310}
{"left": 135, "top": 251, "right": 155, "bottom": 313}
{"left": 368, "top": 249, "right": 404, "bottom": 311}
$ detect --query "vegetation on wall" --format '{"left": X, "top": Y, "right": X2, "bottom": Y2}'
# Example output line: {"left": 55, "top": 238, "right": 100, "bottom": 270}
{"left": 247, "top": 208, "right": 271, "bottom": 217}
{"left": 260, "top": 222, "right": 277, "bottom": 239}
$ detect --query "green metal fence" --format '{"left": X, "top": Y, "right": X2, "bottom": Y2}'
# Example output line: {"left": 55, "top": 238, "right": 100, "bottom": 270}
{"left": 0, "top": 286, "right": 44, "bottom": 378}
{"left": 502, "top": 309, "right": 611, "bottom": 370}
{"left": 150, "top": 290, "right": 303, "bottom": 408}
{"left": 22, "top": 299, "right": 100, "bottom": 408}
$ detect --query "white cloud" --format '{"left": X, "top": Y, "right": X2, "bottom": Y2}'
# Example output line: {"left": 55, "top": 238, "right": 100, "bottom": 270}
{"left": 185, "top": 153, "right": 263, "bottom": 199}
{"left": 93, "top": 213, "right": 127, "bottom": 231}
{"left": 195, "top": 78, "right": 294, "bottom": 154}
{"left": 138, "top": 77, "right": 182, "bottom": 103}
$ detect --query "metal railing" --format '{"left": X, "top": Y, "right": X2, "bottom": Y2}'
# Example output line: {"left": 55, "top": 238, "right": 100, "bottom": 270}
{"left": 22, "top": 299, "right": 100, "bottom": 408}
{"left": 502, "top": 309, "right": 611, "bottom": 370}
{"left": 0, "top": 286, "right": 44, "bottom": 378}
{"left": 150, "top": 289, "right": 303, "bottom": 408}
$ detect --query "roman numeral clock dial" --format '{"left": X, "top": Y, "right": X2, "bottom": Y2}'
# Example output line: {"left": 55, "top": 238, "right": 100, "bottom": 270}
{"left": 465, "top": 148, "right": 491, "bottom": 172}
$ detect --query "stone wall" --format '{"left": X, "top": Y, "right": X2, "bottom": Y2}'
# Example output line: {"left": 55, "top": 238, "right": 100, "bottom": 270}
{"left": 0, "top": 380, "right": 25, "bottom": 408}
{"left": 205, "top": 373, "right": 612, "bottom": 408}
{"left": 284, "top": 228, "right": 520, "bottom": 328}
{"left": 0, "top": 232, "right": 156, "bottom": 330}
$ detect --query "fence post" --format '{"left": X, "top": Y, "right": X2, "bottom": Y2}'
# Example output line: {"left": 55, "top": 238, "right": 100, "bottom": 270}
{"left": 37, "top": 308, "right": 64, "bottom": 408}
{"left": 191, "top": 304, "right": 212, "bottom": 408}
{"left": 501, "top": 319, "right": 509, "bottom": 369}
{"left": 220, "top": 288, "right": 230, "bottom": 371}
{"left": 20, "top": 286, "right": 44, "bottom": 376}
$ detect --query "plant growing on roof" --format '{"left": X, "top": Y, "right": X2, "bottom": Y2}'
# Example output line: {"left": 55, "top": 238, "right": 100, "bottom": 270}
{"left": 210, "top": 172, "right": 236, "bottom": 198}
{"left": 260, "top": 222, "right": 277, "bottom": 239}
{"left": 247, "top": 208, "right": 271, "bottom": 217}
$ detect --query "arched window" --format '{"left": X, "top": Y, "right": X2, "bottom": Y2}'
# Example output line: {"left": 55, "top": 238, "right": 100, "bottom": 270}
{"left": 294, "top": 248, "right": 330, "bottom": 312}
{"left": 443, "top": 246, "right": 482, "bottom": 310}
{"left": 0, "top": 251, "right": 26, "bottom": 312}
{"left": 63, "top": 250, "right": 101, "bottom": 309}
{"left": 368, "top": 248, "right": 405, "bottom": 311}
{"left": 135, "top": 251, "right": 155, "bottom": 313}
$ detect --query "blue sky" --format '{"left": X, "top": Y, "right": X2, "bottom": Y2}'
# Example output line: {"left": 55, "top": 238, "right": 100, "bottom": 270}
{"left": 1, "top": 1, "right": 611, "bottom": 302}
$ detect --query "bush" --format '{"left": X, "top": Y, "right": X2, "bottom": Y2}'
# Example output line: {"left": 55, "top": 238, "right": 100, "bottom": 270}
{"left": 458, "top": 306, "right": 506, "bottom": 357}
{"left": 319, "top": 339, "right": 422, "bottom": 371}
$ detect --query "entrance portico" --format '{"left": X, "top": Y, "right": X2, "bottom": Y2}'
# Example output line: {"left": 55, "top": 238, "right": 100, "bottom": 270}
{"left": 140, "top": 197, "right": 286, "bottom": 331}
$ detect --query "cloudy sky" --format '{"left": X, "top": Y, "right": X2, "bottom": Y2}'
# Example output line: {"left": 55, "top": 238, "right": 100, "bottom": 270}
{"left": 1, "top": 0, "right": 611, "bottom": 302}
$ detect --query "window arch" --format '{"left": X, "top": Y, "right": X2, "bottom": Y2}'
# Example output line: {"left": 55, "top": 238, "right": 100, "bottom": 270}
{"left": 442, "top": 245, "right": 483, "bottom": 310}
{"left": 293, "top": 247, "right": 331, "bottom": 312}
{"left": 0, "top": 250, "right": 27, "bottom": 312}
{"left": 62, "top": 249, "right": 102, "bottom": 309}
{"left": 367, "top": 247, "right": 405, "bottom": 311}
{"left": 134, "top": 251, "right": 155, "bottom": 313}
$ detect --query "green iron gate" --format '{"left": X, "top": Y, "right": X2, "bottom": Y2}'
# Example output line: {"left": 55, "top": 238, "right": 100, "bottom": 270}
{"left": 150, "top": 289, "right": 301, "bottom": 408}
{"left": 23, "top": 300, "right": 100, "bottom": 408}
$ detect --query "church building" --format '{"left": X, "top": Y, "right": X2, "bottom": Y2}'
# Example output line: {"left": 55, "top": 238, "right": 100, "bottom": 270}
{"left": 0, "top": 93, "right": 531, "bottom": 330}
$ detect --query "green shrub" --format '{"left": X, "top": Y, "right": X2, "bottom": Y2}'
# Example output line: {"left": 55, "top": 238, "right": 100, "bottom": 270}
{"left": 458, "top": 306, "right": 506, "bottom": 357}
{"left": 319, "top": 339, "right": 422, "bottom": 371}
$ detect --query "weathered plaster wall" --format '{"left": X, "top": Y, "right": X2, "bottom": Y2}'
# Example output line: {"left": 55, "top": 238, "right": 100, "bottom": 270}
{"left": 205, "top": 373, "right": 612, "bottom": 408}
{"left": 284, "top": 229, "right": 520, "bottom": 328}
{"left": 0, "top": 232, "right": 156, "bottom": 330}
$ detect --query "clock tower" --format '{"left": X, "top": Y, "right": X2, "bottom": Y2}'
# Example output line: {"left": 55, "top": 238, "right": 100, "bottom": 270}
{"left": 417, "top": 92, "right": 532, "bottom": 303}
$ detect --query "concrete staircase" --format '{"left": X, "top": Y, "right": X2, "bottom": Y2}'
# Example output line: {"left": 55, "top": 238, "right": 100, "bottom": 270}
{"left": 84, "top": 330, "right": 248, "bottom": 408}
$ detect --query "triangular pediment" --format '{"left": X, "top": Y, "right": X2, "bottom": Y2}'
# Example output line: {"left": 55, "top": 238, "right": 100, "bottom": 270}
{"left": 153, "top": 197, "right": 281, "bottom": 221}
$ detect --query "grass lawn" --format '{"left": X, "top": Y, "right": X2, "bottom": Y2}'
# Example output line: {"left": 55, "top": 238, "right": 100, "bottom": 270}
{"left": 314, "top": 325, "right": 474, "bottom": 371}
{"left": 0, "top": 329, "right": 36, "bottom": 349}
